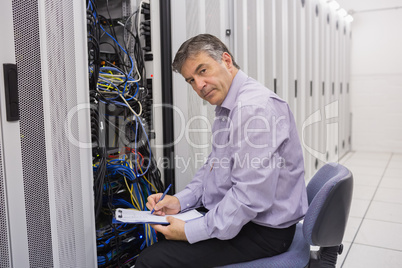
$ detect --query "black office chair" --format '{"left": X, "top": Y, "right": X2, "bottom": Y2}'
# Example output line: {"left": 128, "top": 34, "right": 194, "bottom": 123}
{"left": 223, "top": 163, "right": 353, "bottom": 268}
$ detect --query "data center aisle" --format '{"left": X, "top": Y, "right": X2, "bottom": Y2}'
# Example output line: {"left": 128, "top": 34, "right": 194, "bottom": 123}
{"left": 334, "top": 151, "right": 402, "bottom": 267}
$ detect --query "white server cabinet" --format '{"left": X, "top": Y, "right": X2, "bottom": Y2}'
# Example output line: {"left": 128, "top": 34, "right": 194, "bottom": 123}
{"left": 317, "top": 0, "right": 327, "bottom": 171}
{"left": 274, "top": 0, "right": 289, "bottom": 102}
{"left": 338, "top": 18, "right": 352, "bottom": 158}
{"left": 338, "top": 17, "right": 346, "bottom": 158}
{"left": 303, "top": 0, "right": 314, "bottom": 179}
{"left": 311, "top": 0, "right": 321, "bottom": 175}
{"left": 287, "top": 0, "right": 297, "bottom": 120}
{"left": 171, "top": 0, "right": 232, "bottom": 191}
{"left": 329, "top": 8, "right": 340, "bottom": 163}
{"left": 263, "top": 0, "right": 277, "bottom": 95}
{"left": 234, "top": 0, "right": 277, "bottom": 104}
{"left": 345, "top": 23, "right": 352, "bottom": 153}
{"left": 327, "top": 5, "right": 334, "bottom": 164}
{"left": 324, "top": 2, "right": 333, "bottom": 164}
{"left": 0, "top": 0, "right": 96, "bottom": 267}
{"left": 0, "top": 3, "right": 16, "bottom": 265}
{"left": 235, "top": 0, "right": 261, "bottom": 82}
{"left": 296, "top": 0, "right": 308, "bottom": 178}
{"left": 169, "top": 0, "right": 352, "bottom": 189}
{"left": 234, "top": 0, "right": 277, "bottom": 102}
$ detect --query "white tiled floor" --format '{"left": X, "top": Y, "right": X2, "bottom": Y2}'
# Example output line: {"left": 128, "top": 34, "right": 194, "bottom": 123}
{"left": 336, "top": 151, "right": 402, "bottom": 268}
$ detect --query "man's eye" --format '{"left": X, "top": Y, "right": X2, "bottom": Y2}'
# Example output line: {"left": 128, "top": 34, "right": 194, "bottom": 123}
{"left": 189, "top": 79, "right": 194, "bottom": 84}
{"left": 200, "top": 69, "right": 206, "bottom": 74}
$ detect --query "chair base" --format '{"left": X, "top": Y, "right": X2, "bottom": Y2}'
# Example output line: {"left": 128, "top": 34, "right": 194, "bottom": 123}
{"left": 308, "top": 245, "right": 342, "bottom": 268}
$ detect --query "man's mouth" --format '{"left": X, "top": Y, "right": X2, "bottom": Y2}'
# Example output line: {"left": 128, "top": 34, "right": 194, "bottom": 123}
{"left": 204, "top": 89, "right": 214, "bottom": 98}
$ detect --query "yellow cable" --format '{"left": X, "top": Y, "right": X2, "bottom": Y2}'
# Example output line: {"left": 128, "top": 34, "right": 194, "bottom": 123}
{"left": 138, "top": 165, "right": 158, "bottom": 193}
{"left": 130, "top": 184, "right": 140, "bottom": 209}
{"left": 124, "top": 177, "right": 140, "bottom": 210}
{"left": 124, "top": 158, "right": 146, "bottom": 210}
{"left": 137, "top": 182, "right": 144, "bottom": 210}
{"left": 129, "top": 183, "right": 135, "bottom": 208}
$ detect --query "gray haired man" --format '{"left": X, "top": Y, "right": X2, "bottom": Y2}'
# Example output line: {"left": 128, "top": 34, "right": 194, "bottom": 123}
{"left": 136, "top": 34, "right": 307, "bottom": 267}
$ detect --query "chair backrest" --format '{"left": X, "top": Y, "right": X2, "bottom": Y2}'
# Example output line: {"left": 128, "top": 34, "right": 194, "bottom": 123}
{"left": 303, "top": 163, "right": 353, "bottom": 247}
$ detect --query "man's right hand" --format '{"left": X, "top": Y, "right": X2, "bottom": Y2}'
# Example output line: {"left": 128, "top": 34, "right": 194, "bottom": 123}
{"left": 146, "top": 194, "right": 181, "bottom": 216}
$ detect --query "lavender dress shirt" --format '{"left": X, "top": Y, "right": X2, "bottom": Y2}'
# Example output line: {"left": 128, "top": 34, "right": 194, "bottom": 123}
{"left": 175, "top": 70, "right": 308, "bottom": 244}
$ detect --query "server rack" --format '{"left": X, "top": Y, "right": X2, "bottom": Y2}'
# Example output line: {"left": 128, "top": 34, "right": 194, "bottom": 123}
{"left": 0, "top": 0, "right": 96, "bottom": 266}
{"left": 170, "top": 0, "right": 353, "bottom": 187}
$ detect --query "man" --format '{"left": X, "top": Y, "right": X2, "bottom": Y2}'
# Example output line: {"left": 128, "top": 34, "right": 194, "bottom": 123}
{"left": 135, "top": 34, "right": 307, "bottom": 267}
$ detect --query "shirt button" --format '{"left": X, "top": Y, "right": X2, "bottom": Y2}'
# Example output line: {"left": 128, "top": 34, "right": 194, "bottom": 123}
{"left": 203, "top": 187, "right": 206, "bottom": 191}
{"left": 187, "top": 204, "right": 190, "bottom": 207}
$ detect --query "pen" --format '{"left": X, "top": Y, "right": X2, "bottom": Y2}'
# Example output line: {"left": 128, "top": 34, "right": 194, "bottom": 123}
{"left": 151, "top": 184, "right": 172, "bottom": 214}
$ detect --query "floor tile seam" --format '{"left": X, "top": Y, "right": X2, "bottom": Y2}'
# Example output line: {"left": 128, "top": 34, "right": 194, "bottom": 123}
{"left": 348, "top": 215, "right": 363, "bottom": 220}
{"left": 385, "top": 166, "right": 402, "bottom": 172}
{"left": 375, "top": 184, "right": 402, "bottom": 190}
{"left": 359, "top": 217, "right": 402, "bottom": 226}
{"left": 339, "top": 151, "right": 355, "bottom": 164}
{"left": 341, "top": 153, "right": 394, "bottom": 267}
{"left": 377, "top": 186, "right": 402, "bottom": 190}
{"left": 347, "top": 174, "right": 383, "bottom": 180}
{"left": 363, "top": 217, "right": 402, "bottom": 225}
{"left": 351, "top": 197, "right": 374, "bottom": 200}
{"left": 350, "top": 172, "right": 387, "bottom": 177}
{"left": 366, "top": 199, "right": 402, "bottom": 205}
{"left": 371, "top": 196, "right": 402, "bottom": 205}
{"left": 343, "top": 163, "right": 390, "bottom": 167}
{"left": 351, "top": 242, "right": 402, "bottom": 253}
{"left": 357, "top": 152, "right": 394, "bottom": 222}
{"left": 353, "top": 182, "right": 380, "bottom": 187}
{"left": 381, "top": 175, "right": 402, "bottom": 179}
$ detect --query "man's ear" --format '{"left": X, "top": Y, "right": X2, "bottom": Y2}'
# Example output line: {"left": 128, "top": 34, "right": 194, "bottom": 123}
{"left": 222, "top": 52, "right": 233, "bottom": 69}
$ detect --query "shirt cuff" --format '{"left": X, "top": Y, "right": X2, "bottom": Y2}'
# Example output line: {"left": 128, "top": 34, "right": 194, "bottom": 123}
{"left": 174, "top": 188, "right": 197, "bottom": 212}
{"left": 185, "top": 217, "right": 210, "bottom": 244}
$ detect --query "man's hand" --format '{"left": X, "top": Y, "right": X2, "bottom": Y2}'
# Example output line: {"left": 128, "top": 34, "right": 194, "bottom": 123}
{"left": 146, "top": 194, "right": 181, "bottom": 216}
{"left": 151, "top": 217, "right": 187, "bottom": 241}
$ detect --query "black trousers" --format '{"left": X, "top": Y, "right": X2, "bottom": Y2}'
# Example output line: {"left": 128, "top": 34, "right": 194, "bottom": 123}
{"left": 135, "top": 222, "right": 296, "bottom": 268}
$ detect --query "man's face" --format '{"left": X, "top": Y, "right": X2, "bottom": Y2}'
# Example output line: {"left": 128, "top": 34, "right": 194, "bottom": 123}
{"left": 180, "top": 51, "right": 235, "bottom": 106}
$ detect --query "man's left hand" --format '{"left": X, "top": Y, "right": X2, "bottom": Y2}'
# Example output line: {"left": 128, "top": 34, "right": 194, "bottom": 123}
{"left": 151, "top": 217, "right": 187, "bottom": 241}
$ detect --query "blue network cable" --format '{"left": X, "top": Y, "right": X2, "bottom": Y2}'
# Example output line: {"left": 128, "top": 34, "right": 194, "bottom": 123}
{"left": 97, "top": 225, "right": 137, "bottom": 248}
{"left": 113, "top": 198, "right": 135, "bottom": 209}
{"left": 87, "top": 0, "right": 97, "bottom": 17}
{"left": 99, "top": 24, "right": 134, "bottom": 93}
{"left": 87, "top": 0, "right": 92, "bottom": 11}
{"left": 126, "top": 82, "right": 139, "bottom": 100}
{"left": 133, "top": 114, "right": 152, "bottom": 177}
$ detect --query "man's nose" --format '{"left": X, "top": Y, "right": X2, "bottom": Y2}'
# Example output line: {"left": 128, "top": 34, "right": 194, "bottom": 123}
{"left": 194, "top": 77, "right": 205, "bottom": 91}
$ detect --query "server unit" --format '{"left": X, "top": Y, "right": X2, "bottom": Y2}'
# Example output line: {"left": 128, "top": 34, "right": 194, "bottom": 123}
{"left": 0, "top": 0, "right": 96, "bottom": 267}
{"left": 87, "top": 0, "right": 166, "bottom": 266}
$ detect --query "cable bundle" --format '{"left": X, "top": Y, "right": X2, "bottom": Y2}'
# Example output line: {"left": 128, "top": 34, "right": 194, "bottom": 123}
{"left": 86, "top": 0, "right": 163, "bottom": 266}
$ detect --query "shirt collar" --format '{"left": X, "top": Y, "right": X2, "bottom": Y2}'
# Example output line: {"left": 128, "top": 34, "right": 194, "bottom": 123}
{"left": 216, "top": 70, "right": 248, "bottom": 113}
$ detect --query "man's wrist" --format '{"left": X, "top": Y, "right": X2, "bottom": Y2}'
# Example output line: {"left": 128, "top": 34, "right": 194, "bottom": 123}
{"left": 174, "top": 188, "right": 196, "bottom": 212}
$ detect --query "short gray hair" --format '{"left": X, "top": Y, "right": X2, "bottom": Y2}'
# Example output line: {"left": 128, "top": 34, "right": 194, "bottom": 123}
{"left": 172, "top": 34, "right": 240, "bottom": 73}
